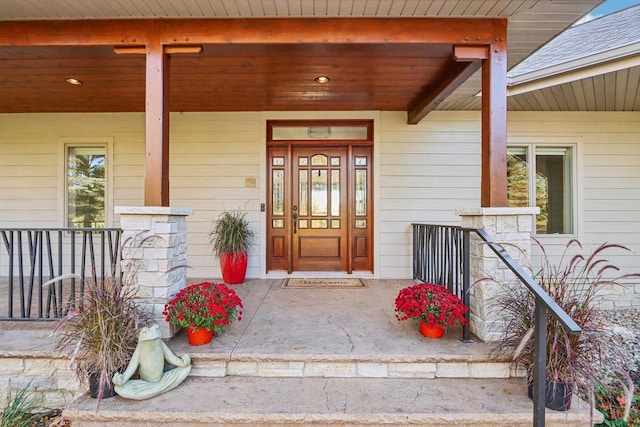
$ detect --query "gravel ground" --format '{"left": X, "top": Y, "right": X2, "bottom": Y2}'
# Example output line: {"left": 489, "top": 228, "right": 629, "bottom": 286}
{"left": 593, "top": 309, "right": 640, "bottom": 384}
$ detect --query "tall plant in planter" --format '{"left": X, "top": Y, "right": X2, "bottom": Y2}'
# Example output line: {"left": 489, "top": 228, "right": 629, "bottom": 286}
{"left": 493, "top": 239, "right": 640, "bottom": 413}
{"left": 52, "top": 275, "right": 149, "bottom": 405}
{"left": 209, "top": 209, "right": 254, "bottom": 284}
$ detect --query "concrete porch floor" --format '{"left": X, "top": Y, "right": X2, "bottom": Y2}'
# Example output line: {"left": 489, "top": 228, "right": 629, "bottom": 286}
{"left": 0, "top": 278, "right": 598, "bottom": 425}
{"left": 169, "top": 278, "right": 494, "bottom": 363}
{"left": 0, "top": 278, "right": 491, "bottom": 362}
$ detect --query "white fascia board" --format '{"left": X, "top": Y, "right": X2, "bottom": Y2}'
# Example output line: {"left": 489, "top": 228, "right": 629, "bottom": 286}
{"left": 507, "top": 43, "right": 640, "bottom": 96}
{"left": 508, "top": 41, "right": 640, "bottom": 86}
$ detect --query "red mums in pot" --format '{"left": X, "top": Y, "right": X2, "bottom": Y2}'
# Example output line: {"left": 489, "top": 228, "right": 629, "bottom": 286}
{"left": 164, "top": 282, "right": 243, "bottom": 335}
{"left": 394, "top": 283, "right": 468, "bottom": 328}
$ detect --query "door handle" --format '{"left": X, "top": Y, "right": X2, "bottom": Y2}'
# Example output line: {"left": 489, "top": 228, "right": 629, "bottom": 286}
{"left": 293, "top": 205, "right": 298, "bottom": 234}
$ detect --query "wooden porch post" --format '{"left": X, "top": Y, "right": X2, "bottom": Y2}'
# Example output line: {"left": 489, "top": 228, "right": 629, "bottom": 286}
{"left": 481, "top": 27, "right": 508, "bottom": 207}
{"left": 145, "top": 37, "right": 170, "bottom": 207}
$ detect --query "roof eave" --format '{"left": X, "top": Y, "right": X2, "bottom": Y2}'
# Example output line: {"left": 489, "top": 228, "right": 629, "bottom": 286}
{"left": 507, "top": 41, "right": 640, "bottom": 96}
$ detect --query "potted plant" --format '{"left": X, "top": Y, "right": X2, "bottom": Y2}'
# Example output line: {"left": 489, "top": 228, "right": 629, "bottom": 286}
{"left": 209, "top": 209, "right": 254, "bottom": 284}
{"left": 493, "top": 239, "right": 640, "bottom": 412}
{"left": 52, "top": 275, "right": 149, "bottom": 403}
{"left": 163, "top": 281, "right": 243, "bottom": 346}
{"left": 394, "top": 282, "right": 468, "bottom": 338}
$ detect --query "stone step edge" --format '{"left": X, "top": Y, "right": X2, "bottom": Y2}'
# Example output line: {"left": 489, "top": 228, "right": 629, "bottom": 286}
{"left": 0, "top": 351, "right": 522, "bottom": 379}
{"left": 191, "top": 357, "right": 524, "bottom": 379}
{"left": 64, "top": 376, "right": 600, "bottom": 427}
{"left": 61, "top": 410, "right": 588, "bottom": 427}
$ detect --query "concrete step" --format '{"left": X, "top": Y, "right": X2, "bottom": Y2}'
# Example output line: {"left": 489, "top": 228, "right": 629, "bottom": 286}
{"left": 63, "top": 376, "right": 597, "bottom": 426}
{"left": 187, "top": 352, "right": 519, "bottom": 379}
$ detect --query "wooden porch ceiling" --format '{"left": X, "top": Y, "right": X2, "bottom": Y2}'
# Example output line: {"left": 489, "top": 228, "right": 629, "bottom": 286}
{"left": 0, "top": 1, "right": 604, "bottom": 117}
{"left": 0, "top": 17, "right": 509, "bottom": 207}
{"left": 0, "top": 17, "right": 502, "bottom": 123}
{"left": 0, "top": 42, "right": 464, "bottom": 114}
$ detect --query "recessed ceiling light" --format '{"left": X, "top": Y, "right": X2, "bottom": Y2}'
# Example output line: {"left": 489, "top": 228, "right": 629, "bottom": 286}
{"left": 314, "top": 76, "right": 330, "bottom": 84}
{"left": 65, "top": 78, "right": 83, "bottom": 85}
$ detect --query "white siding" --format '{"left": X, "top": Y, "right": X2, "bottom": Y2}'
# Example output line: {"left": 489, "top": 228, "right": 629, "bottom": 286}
{"left": 169, "top": 112, "right": 264, "bottom": 279}
{"left": 507, "top": 111, "right": 640, "bottom": 257}
{"left": 1, "top": 111, "right": 639, "bottom": 303}
{"left": 507, "top": 111, "right": 640, "bottom": 309}
{"left": 0, "top": 112, "right": 265, "bottom": 279}
{"left": 0, "top": 114, "right": 61, "bottom": 226}
{"left": 378, "top": 111, "right": 482, "bottom": 278}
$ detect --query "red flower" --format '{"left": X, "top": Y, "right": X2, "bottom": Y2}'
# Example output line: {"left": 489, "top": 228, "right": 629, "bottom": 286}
{"left": 394, "top": 283, "right": 468, "bottom": 328}
{"left": 164, "top": 281, "right": 243, "bottom": 335}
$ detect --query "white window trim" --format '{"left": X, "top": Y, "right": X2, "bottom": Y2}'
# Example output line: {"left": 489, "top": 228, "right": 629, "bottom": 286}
{"left": 508, "top": 135, "right": 582, "bottom": 238}
{"left": 58, "top": 137, "right": 114, "bottom": 228}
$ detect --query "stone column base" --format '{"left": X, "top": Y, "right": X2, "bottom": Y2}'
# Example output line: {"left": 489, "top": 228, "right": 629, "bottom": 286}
{"left": 456, "top": 207, "right": 539, "bottom": 342}
{"left": 116, "top": 206, "right": 193, "bottom": 339}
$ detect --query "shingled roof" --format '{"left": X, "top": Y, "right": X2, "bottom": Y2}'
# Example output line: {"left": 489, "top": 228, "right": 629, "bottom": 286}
{"left": 509, "top": 4, "right": 640, "bottom": 80}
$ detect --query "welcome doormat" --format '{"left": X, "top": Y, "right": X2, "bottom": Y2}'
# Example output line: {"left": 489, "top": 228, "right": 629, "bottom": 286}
{"left": 282, "top": 278, "right": 367, "bottom": 289}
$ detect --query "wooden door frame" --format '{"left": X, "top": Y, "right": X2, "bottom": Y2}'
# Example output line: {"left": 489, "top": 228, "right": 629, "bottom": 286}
{"left": 266, "top": 119, "right": 374, "bottom": 274}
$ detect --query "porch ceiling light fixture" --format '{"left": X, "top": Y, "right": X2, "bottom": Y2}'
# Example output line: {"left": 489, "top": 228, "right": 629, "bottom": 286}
{"left": 65, "top": 78, "right": 83, "bottom": 85}
{"left": 314, "top": 76, "right": 330, "bottom": 84}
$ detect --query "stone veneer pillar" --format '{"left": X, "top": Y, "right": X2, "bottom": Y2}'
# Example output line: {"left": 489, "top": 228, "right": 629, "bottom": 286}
{"left": 115, "top": 206, "right": 193, "bottom": 339}
{"left": 456, "top": 207, "right": 539, "bottom": 342}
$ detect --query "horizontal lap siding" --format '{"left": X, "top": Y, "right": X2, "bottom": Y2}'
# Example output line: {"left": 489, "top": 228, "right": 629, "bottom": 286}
{"left": 378, "top": 111, "right": 481, "bottom": 278}
{"left": 0, "top": 116, "right": 58, "bottom": 226}
{"left": 0, "top": 113, "right": 145, "bottom": 227}
{"left": 1, "top": 111, "right": 639, "bottom": 292}
{"left": 0, "top": 112, "right": 264, "bottom": 279}
{"left": 508, "top": 111, "right": 640, "bottom": 308}
{"left": 170, "top": 112, "right": 263, "bottom": 279}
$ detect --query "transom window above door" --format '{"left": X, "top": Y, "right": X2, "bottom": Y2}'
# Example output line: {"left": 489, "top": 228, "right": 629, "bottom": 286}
{"left": 267, "top": 120, "right": 372, "bottom": 143}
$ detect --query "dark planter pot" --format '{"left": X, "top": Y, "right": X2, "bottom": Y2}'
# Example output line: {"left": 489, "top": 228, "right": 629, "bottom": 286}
{"left": 219, "top": 251, "right": 248, "bottom": 284}
{"left": 527, "top": 378, "right": 572, "bottom": 411}
{"left": 89, "top": 373, "right": 117, "bottom": 399}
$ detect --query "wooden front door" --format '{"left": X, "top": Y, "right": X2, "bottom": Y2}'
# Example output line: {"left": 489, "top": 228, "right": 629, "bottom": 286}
{"left": 292, "top": 146, "right": 348, "bottom": 271}
{"left": 266, "top": 120, "right": 373, "bottom": 273}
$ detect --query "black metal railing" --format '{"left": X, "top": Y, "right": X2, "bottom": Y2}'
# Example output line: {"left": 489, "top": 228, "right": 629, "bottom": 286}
{"left": 412, "top": 223, "right": 581, "bottom": 427}
{"left": 412, "top": 223, "right": 471, "bottom": 342}
{"left": 0, "top": 228, "right": 122, "bottom": 320}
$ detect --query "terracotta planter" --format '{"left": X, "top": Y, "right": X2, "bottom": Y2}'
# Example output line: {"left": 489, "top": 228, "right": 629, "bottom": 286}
{"left": 219, "top": 251, "right": 248, "bottom": 284}
{"left": 420, "top": 321, "right": 445, "bottom": 338}
{"left": 187, "top": 327, "right": 214, "bottom": 346}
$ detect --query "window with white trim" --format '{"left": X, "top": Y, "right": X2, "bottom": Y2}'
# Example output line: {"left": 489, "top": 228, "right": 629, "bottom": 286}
{"left": 507, "top": 145, "right": 574, "bottom": 235}
{"left": 66, "top": 146, "right": 106, "bottom": 228}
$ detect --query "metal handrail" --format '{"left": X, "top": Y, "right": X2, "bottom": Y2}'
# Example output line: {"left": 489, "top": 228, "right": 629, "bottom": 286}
{"left": 472, "top": 228, "right": 580, "bottom": 333}
{"left": 471, "top": 228, "right": 581, "bottom": 427}
{"left": 412, "top": 223, "right": 581, "bottom": 427}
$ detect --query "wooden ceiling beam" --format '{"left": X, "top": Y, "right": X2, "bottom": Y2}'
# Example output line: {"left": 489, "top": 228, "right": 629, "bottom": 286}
{"left": 0, "top": 18, "right": 504, "bottom": 47}
{"left": 408, "top": 44, "right": 489, "bottom": 124}
{"left": 114, "top": 45, "right": 202, "bottom": 55}
{"left": 453, "top": 45, "right": 489, "bottom": 61}
{"left": 113, "top": 46, "right": 146, "bottom": 55}
{"left": 407, "top": 61, "right": 483, "bottom": 125}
